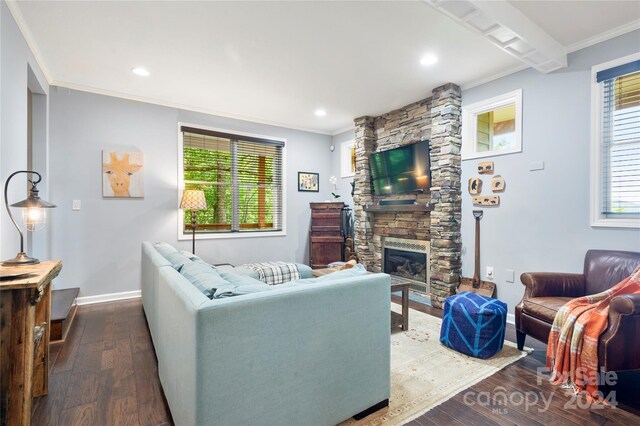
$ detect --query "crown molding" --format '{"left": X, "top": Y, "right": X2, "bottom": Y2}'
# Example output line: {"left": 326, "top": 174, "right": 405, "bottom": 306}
{"left": 460, "top": 62, "right": 530, "bottom": 91}
{"left": 565, "top": 19, "right": 640, "bottom": 54}
{"left": 51, "top": 80, "right": 334, "bottom": 136}
{"left": 331, "top": 126, "right": 356, "bottom": 137}
{"left": 5, "top": 0, "right": 53, "bottom": 84}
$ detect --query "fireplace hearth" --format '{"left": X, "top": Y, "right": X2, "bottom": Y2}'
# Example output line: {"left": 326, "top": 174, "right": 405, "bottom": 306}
{"left": 383, "top": 237, "right": 430, "bottom": 298}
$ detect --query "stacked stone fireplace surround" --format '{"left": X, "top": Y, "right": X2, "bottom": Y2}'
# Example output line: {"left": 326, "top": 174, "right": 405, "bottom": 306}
{"left": 353, "top": 84, "right": 462, "bottom": 308}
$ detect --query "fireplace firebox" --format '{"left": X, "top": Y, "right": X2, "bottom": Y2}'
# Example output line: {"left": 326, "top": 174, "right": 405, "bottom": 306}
{"left": 382, "top": 237, "right": 430, "bottom": 298}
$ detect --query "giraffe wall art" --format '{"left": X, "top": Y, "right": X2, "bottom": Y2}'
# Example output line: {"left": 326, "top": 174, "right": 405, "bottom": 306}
{"left": 102, "top": 150, "right": 144, "bottom": 198}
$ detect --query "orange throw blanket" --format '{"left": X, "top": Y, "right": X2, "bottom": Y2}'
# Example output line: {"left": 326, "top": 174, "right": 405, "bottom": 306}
{"left": 546, "top": 266, "right": 640, "bottom": 399}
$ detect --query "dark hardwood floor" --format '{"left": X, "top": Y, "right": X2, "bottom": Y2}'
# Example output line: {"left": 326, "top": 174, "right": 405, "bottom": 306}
{"left": 32, "top": 299, "right": 172, "bottom": 426}
{"left": 32, "top": 297, "right": 639, "bottom": 425}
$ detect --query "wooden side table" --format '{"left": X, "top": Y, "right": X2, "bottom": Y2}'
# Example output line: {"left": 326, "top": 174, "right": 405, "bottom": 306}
{"left": 0, "top": 260, "right": 62, "bottom": 426}
{"left": 390, "top": 277, "right": 410, "bottom": 331}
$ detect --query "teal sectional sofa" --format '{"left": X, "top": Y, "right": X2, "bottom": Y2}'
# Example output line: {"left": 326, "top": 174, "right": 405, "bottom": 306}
{"left": 141, "top": 241, "right": 391, "bottom": 425}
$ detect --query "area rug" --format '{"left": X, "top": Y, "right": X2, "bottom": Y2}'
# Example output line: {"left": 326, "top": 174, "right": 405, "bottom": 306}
{"left": 341, "top": 305, "right": 531, "bottom": 426}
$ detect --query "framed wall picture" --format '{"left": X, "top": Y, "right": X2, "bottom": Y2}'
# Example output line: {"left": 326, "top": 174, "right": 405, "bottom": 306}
{"left": 340, "top": 140, "right": 356, "bottom": 177}
{"left": 102, "top": 150, "right": 144, "bottom": 198}
{"left": 298, "top": 172, "right": 319, "bottom": 192}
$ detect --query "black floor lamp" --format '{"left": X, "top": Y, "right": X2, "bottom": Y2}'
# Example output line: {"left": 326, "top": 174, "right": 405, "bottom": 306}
{"left": 180, "top": 189, "right": 207, "bottom": 254}
{"left": 2, "top": 170, "right": 56, "bottom": 265}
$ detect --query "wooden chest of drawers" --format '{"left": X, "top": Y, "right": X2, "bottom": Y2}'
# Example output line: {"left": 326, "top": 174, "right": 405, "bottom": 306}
{"left": 309, "top": 202, "right": 344, "bottom": 269}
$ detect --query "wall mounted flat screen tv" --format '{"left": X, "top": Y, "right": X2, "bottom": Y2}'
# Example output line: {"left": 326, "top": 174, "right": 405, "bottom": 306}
{"left": 369, "top": 140, "right": 431, "bottom": 196}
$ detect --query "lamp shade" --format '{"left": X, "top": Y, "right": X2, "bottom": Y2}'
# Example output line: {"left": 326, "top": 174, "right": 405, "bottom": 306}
{"left": 180, "top": 189, "right": 207, "bottom": 210}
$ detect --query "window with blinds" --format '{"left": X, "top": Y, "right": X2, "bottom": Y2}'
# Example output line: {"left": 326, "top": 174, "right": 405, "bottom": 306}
{"left": 181, "top": 126, "right": 284, "bottom": 234}
{"left": 596, "top": 60, "right": 640, "bottom": 220}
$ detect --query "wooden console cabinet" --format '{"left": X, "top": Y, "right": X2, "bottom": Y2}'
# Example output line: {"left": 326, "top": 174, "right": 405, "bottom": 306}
{"left": 309, "top": 202, "right": 345, "bottom": 269}
{"left": 0, "top": 260, "right": 62, "bottom": 426}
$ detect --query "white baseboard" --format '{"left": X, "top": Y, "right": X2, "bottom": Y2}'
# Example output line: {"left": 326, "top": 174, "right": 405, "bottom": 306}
{"left": 76, "top": 290, "right": 141, "bottom": 306}
{"left": 507, "top": 312, "right": 515, "bottom": 325}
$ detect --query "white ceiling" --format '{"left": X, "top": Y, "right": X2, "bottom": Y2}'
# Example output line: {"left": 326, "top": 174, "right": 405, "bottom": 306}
{"left": 10, "top": 1, "right": 640, "bottom": 134}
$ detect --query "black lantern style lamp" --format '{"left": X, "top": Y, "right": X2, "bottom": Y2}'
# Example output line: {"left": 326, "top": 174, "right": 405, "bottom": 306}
{"left": 2, "top": 170, "right": 56, "bottom": 265}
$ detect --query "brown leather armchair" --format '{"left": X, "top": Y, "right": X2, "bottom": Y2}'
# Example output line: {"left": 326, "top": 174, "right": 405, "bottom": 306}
{"left": 515, "top": 249, "right": 640, "bottom": 372}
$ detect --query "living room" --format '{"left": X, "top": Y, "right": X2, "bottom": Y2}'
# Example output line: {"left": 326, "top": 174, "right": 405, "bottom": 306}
{"left": 1, "top": 1, "right": 639, "bottom": 425}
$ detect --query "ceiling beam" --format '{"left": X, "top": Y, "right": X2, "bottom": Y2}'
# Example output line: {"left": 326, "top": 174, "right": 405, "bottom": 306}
{"left": 424, "top": 0, "right": 567, "bottom": 73}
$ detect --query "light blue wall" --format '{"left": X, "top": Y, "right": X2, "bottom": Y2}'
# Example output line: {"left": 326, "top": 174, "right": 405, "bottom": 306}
{"left": 0, "top": 1, "right": 50, "bottom": 261}
{"left": 49, "top": 88, "right": 334, "bottom": 297}
{"left": 461, "top": 30, "right": 640, "bottom": 314}
{"left": 331, "top": 129, "right": 356, "bottom": 209}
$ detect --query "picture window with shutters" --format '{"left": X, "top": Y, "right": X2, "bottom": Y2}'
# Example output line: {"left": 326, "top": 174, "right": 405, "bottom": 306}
{"left": 590, "top": 54, "right": 640, "bottom": 228}
{"left": 179, "top": 124, "right": 285, "bottom": 237}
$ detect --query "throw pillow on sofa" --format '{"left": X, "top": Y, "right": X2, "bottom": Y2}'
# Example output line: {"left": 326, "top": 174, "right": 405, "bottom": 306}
{"left": 154, "top": 242, "right": 178, "bottom": 258}
{"left": 212, "top": 283, "right": 272, "bottom": 299}
{"left": 164, "top": 252, "right": 193, "bottom": 272}
{"left": 211, "top": 271, "right": 272, "bottom": 298}
{"left": 180, "top": 250, "right": 205, "bottom": 263}
{"left": 180, "top": 261, "right": 229, "bottom": 299}
{"left": 218, "top": 271, "right": 265, "bottom": 286}
{"left": 293, "top": 264, "right": 368, "bottom": 285}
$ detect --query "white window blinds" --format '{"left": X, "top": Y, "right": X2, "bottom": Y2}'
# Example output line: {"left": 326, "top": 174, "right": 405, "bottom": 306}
{"left": 181, "top": 126, "right": 284, "bottom": 233}
{"left": 597, "top": 60, "right": 640, "bottom": 217}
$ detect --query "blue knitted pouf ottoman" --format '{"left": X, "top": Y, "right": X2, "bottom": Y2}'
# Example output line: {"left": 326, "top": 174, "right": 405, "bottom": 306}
{"left": 439, "top": 292, "right": 507, "bottom": 359}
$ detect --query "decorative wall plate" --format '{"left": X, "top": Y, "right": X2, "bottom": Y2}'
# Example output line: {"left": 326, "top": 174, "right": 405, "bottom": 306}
{"left": 478, "top": 161, "right": 494, "bottom": 175}
{"left": 491, "top": 175, "right": 506, "bottom": 192}
{"left": 468, "top": 177, "right": 483, "bottom": 195}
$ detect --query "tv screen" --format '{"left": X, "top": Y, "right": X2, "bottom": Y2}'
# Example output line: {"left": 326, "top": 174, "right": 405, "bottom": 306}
{"left": 369, "top": 140, "right": 431, "bottom": 196}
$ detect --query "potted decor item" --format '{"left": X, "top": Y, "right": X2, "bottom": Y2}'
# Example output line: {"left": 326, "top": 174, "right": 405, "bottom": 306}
{"left": 329, "top": 175, "right": 340, "bottom": 199}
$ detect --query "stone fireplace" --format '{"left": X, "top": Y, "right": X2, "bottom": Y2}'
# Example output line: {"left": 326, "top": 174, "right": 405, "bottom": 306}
{"left": 383, "top": 237, "right": 430, "bottom": 298}
{"left": 352, "top": 84, "right": 462, "bottom": 308}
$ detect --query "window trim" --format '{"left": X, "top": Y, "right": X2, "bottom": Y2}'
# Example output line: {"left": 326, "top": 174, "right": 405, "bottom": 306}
{"left": 461, "top": 89, "right": 523, "bottom": 160}
{"left": 177, "top": 122, "right": 287, "bottom": 240}
{"left": 590, "top": 53, "right": 640, "bottom": 229}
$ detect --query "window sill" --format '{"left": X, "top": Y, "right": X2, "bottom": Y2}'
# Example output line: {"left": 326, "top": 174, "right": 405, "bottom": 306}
{"left": 178, "top": 230, "right": 287, "bottom": 240}
{"left": 590, "top": 218, "right": 640, "bottom": 229}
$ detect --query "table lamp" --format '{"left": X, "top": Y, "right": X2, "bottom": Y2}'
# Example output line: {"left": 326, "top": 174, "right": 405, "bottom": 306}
{"left": 180, "top": 189, "right": 207, "bottom": 254}
{"left": 3, "top": 170, "right": 56, "bottom": 265}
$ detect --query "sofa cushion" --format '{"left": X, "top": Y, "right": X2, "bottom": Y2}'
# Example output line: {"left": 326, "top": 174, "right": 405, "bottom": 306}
{"left": 293, "top": 264, "right": 368, "bottom": 285}
{"left": 522, "top": 297, "right": 574, "bottom": 322}
{"left": 220, "top": 266, "right": 261, "bottom": 279}
{"left": 296, "top": 263, "right": 313, "bottom": 279}
{"left": 164, "top": 252, "right": 193, "bottom": 271}
{"left": 315, "top": 264, "right": 368, "bottom": 281}
{"left": 180, "top": 250, "right": 205, "bottom": 263}
{"left": 154, "top": 242, "right": 178, "bottom": 258}
{"left": 212, "top": 282, "right": 272, "bottom": 299}
{"left": 218, "top": 271, "right": 266, "bottom": 286}
{"left": 180, "top": 261, "right": 229, "bottom": 299}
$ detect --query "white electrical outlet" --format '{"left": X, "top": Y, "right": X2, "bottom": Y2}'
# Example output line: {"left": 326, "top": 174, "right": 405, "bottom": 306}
{"left": 72, "top": 200, "right": 81, "bottom": 211}
{"left": 486, "top": 266, "right": 494, "bottom": 280}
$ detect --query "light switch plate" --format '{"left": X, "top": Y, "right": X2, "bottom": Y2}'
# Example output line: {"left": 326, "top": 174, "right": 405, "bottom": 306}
{"left": 505, "top": 269, "right": 515, "bottom": 283}
{"left": 72, "top": 200, "right": 81, "bottom": 211}
{"left": 529, "top": 161, "right": 544, "bottom": 171}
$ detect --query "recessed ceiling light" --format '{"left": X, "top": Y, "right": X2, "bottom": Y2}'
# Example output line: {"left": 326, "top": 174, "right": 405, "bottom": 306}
{"left": 420, "top": 54, "right": 438, "bottom": 67}
{"left": 132, "top": 67, "right": 150, "bottom": 77}
{"left": 315, "top": 109, "right": 327, "bottom": 117}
